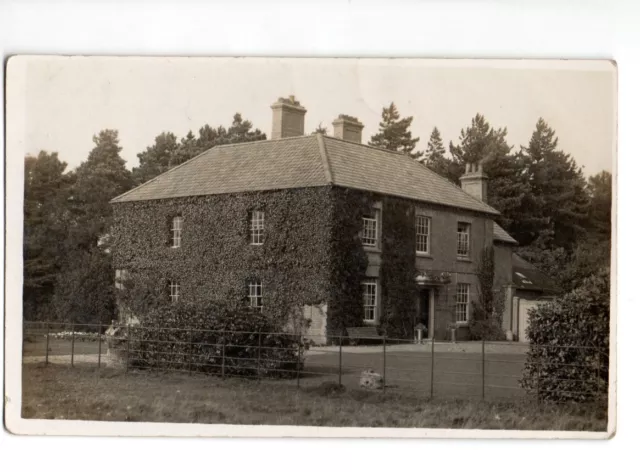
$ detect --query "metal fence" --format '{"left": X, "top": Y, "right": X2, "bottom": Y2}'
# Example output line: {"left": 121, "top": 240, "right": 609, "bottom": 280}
{"left": 22, "top": 321, "right": 608, "bottom": 403}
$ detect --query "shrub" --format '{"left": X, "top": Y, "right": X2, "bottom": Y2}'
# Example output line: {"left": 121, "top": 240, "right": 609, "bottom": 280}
{"left": 520, "top": 270, "right": 610, "bottom": 403}
{"left": 469, "top": 247, "right": 505, "bottom": 341}
{"left": 126, "top": 302, "right": 304, "bottom": 378}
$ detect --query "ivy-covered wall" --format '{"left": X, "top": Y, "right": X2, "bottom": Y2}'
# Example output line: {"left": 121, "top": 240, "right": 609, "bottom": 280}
{"left": 112, "top": 187, "right": 335, "bottom": 327}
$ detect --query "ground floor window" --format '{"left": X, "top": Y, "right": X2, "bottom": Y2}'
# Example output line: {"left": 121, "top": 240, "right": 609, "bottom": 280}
{"left": 362, "top": 280, "right": 378, "bottom": 322}
{"left": 248, "top": 279, "right": 263, "bottom": 311}
{"left": 169, "top": 280, "right": 180, "bottom": 303}
{"left": 455, "top": 283, "right": 470, "bottom": 323}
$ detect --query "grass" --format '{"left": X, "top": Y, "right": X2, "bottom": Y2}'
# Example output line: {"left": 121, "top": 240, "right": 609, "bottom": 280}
{"left": 22, "top": 363, "right": 607, "bottom": 431}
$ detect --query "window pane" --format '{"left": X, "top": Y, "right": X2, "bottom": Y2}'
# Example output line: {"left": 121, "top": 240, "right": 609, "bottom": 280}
{"left": 416, "top": 215, "right": 430, "bottom": 253}
{"left": 456, "top": 222, "right": 470, "bottom": 257}
{"left": 362, "top": 281, "right": 377, "bottom": 321}
{"left": 250, "top": 211, "right": 265, "bottom": 245}
{"left": 455, "top": 283, "right": 470, "bottom": 322}
{"left": 172, "top": 216, "right": 183, "bottom": 248}
{"left": 248, "top": 280, "right": 263, "bottom": 311}
{"left": 361, "top": 215, "right": 378, "bottom": 246}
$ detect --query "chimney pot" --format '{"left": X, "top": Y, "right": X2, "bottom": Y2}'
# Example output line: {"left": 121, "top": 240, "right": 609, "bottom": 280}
{"left": 460, "top": 162, "right": 488, "bottom": 202}
{"left": 332, "top": 114, "right": 364, "bottom": 144}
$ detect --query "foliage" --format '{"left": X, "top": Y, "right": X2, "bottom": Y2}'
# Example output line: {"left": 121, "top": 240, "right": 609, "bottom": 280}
{"left": 127, "top": 302, "right": 304, "bottom": 377}
{"left": 51, "top": 247, "right": 116, "bottom": 325}
{"left": 520, "top": 270, "right": 610, "bottom": 403}
{"left": 586, "top": 170, "right": 612, "bottom": 238}
{"left": 469, "top": 246, "right": 505, "bottom": 340}
{"left": 379, "top": 198, "right": 417, "bottom": 338}
{"left": 132, "top": 114, "right": 267, "bottom": 185}
{"left": 368, "top": 102, "right": 423, "bottom": 159}
{"left": 23, "top": 151, "right": 73, "bottom": 320}
{"left": 312, "top": 123, "right": 328, "bottom": 135}
{"left": 112, "top": 187, "right": 373, "bottom": 340}
{"left": 521, "top": 118, "right": 590, "bottom": 250}
{"left": 325, "top": 189, "right": 370, "bottom": 337}
{"left": 422, "top": 127, "right": 458, "bottom": 183}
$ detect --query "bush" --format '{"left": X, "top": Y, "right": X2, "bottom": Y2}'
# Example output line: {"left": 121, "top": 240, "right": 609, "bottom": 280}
{"left": 520, "top": 270, "right": 610, "bottom": 403}
{"left": 126, "top": 303, "right": 304, "bottom": 378}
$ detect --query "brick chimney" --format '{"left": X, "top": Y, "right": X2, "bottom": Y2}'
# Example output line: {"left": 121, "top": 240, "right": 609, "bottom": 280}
{"left": 460, "top": 162, "right": 488, "bottom": 202}
{"left": 270, "top": 96, "right": 307, "bottom": 139}
{"left": 332, "top": 114, "right": 364, "bottom": 144}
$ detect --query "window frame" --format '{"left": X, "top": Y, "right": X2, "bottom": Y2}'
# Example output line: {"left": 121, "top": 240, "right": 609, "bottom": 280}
{"left": 362, "top": 279, "right": 378, "bottom": 323}
{"left": 455, "top": 283, "right": 470, "bottom": 324}
{"left": 361, "top": 209, "right": 380, "bottom": 248}
{"left": 415, "top": 215, "right": 432, "bottom": 255}
{"left": 171, "top": 216, "right": 183, "bottom": 249}
{"left": 169, "top": 280, "right": 180, "bottom": 304}
{"left": 456, "top": 221, "right": 471, "bottom": 259}
{"left": 248, "top": 279, "right": 264, "bottom": 311}
{"left": 249, "top": 210, "right": 265, "bottom": 246}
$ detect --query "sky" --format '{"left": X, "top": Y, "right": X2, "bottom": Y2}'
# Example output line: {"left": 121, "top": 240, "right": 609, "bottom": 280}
{"left": 17, "top": 57, "right": 616, "bottom": 178}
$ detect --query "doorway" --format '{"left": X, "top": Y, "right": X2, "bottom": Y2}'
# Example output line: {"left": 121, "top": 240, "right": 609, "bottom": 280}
{"left": 418, "top": 288, "right": 433, "bottom": 339}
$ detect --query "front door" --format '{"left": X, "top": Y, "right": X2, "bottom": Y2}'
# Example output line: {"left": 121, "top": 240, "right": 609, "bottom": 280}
{"left": 418, "top": 288, "right": 430, "bottom": 335}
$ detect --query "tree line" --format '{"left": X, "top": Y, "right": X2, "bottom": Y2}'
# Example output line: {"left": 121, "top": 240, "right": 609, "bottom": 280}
{"left": 23, "top": 103, "right": 611, "bottom": 324}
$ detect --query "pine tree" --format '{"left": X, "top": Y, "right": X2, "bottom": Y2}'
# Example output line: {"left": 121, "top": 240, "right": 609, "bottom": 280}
{"left": 586, "top": 170, "right": 612, "bottom": 238}
{"left": 169, "top": 131, "right": 199, "bottom": 168}
{"left": 23, "top": 151, "right": 73, "bottom": 320}
{"left": 368, "top": 102, "right": 423, "bottom": 159}
{"left": 422, "top": 127, "right": 457, "bottom": 183}
{"left": 224, "top": 113, "right": 267, "bottom": 144}
{"left": 132, "top": 132, "right": 179, "bottom": 185}
{"left": 521, "top": 118, "right": 590, "bottom": 250}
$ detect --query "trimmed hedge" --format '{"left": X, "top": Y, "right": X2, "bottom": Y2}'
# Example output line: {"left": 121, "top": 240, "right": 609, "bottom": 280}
{"left": 520, "top": 270, "right": 610, "bottom": 403}
{"left": 127, "top": 303, "right": 304, "bottom": 377}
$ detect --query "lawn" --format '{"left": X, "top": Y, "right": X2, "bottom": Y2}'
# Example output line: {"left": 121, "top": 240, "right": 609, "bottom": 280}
{"left": 24, "top": 337, "right": 528, "bottom": 400}
{"left": 21, "top": 363, "right": 607, "bottom": 431}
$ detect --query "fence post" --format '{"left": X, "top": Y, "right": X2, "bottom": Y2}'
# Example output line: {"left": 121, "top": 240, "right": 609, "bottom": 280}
{"left": 338, "top": 335, "right": 343, "bottom": 387}
{"left": 382, "top": 335, "right": 387, "bottom": 394}
{"left": 296, "top": 334, "right": 302, "bottom": 389}
{"left": 97, "top": 324, "right": 102, "bottom": 369}
{"left": 125, "top": 325, "right": 131, "bottom": 374}
{"left": 45, "top": 322, "right": 50, "bottom": 366}
{"left": 188, "top": 328, "right": 193, "bottom": 375}
{"left": 596, "top": 350, "right": 601, "bottom": 400}
{"left": 257, "top": 332, "right": 262, "bottom": 380}
{"left": 221, "top": 336, "right": 226, "bottom": 380}
{"left": 71, "top": 326, "right": 76, "bottom": 368}
{"left": 481, "top": 339, "right": 485, "bottom": 400}
{"left": 430, "top": 338, "right": 435, "bottom": 399}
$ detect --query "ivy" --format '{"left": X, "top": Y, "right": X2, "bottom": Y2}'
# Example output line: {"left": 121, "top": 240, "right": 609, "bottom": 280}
{"left": 379, "top": 197, "right": 417, "bottom": 339}
{"left": 469, "top": 245, "right": 505, "bottom": 340}
{"left": 112, "top": 186, "right": 371, "bottom": 336}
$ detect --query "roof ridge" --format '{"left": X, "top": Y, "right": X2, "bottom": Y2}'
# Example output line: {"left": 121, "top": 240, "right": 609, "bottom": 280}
{"left": 110, "top": 146, "right": 216, "bottom": 203}
{"left": 323, "top": 135, "right": 500, "bottom": 216}
{"left": 211, "top": 134, "right": 314, "bottom": 150}
{"left": 316, "top": 133, "right": 334, "bottom": 184}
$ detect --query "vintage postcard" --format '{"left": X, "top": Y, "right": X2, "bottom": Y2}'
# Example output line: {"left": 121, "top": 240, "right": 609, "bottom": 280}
{"left": 4, "top": 56, "right": 616, "bottom": 438}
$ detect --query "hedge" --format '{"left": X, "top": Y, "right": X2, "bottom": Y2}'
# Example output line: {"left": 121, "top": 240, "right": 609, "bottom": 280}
{"left": 520, "top": 270, "right": 610, "bottom": 403}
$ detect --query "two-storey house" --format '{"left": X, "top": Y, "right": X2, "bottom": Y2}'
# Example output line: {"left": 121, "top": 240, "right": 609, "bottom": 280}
{"left": 111, "top": 96, "right": 521, "bottom": 343}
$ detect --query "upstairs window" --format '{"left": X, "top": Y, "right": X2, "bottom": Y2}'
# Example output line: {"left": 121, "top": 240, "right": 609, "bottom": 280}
{"left": 416, "top": 215, "right": 431, "bottom": 254}
{"left": 171, "top": 216, "right": 183, "bottom": 248}
{"left": 169, "top": 280, "right": 180, "bottom": 303}
{"left": 114, "top": 269, "right": 129, "bottom": 290}
{"left": 248, "top": 279, "right": 263, "bottom": 311}
{"left": 362, "top": 280, "right": 378, "bottom": 322}
{"left": 455, "top": 283, "right": 470, "bottom": 323}
{"left": 456, "top": 222, "right": 471, "bottom": 258}
{"left": 250, "top": 211, "right": 265, "bottom": 245}
{"left": 361, "top": 211, "right": 379, "bottom": 247}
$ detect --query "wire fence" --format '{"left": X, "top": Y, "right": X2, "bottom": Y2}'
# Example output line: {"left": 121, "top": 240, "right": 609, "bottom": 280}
{"left": 22, "top": 321, "right": 609, "bottom": 404}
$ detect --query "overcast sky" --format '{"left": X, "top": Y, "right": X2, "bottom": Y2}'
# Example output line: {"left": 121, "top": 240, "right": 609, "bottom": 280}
{"left": 18, "top": 57, "right": 615, "bottom": 178}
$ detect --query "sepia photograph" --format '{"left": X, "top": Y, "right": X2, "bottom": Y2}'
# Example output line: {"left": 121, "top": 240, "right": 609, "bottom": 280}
{"left": 4, "top": 56, "right": 616, "bottom": 438}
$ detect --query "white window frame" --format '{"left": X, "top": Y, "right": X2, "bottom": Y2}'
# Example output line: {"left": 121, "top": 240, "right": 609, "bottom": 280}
{"left": 455, "top": 283, "right": 470, "bottom": 324}
{"left": 362, "top": 280, "right": 378, "bottom": 322}
{"left": 169, "top": 280, "right": 180, "bottom": 303}
{"left": 361, "top": 211, "right": 379, "bottom": 247}
{"left": 171, "top": 216, "right": 183, "bottom": 248}
{"left": 248, "top": 280, "right": 263, "bottom": 311}
{"left": 115, "top": 269, "right": 128, "bottom": 290}
{"left": 416, "top": 215, "right": 432, "bottom": 254}
{"left": 250, "top": 211, "right": 265, "bottom": 246}
{"left": 456, "top": 222, "right": 471, "bottom": 258}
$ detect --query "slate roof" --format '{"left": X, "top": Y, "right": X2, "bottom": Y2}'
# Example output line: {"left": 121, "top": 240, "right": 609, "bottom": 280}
{"left": 512, "top": 254, "right": 561, "bottom": 294}
{"left": 493, "top": 223, "right": 518, "bottom": 245}
{"left": 111, "top": 134, "right": 499, "bottom": 215}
